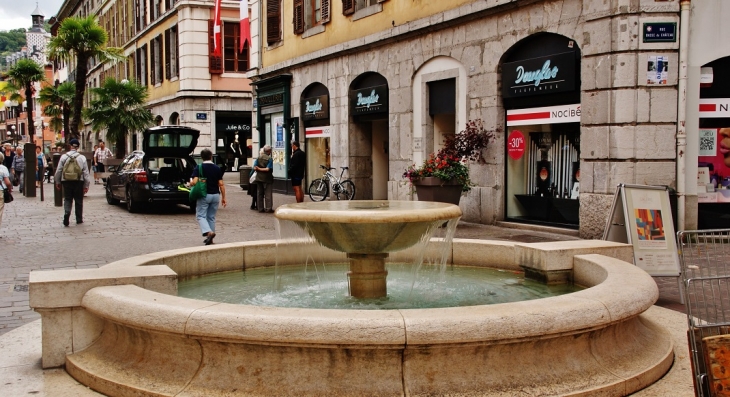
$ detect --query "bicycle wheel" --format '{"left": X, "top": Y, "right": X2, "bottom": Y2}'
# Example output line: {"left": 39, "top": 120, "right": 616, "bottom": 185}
{"left": 337, "top": 180, "right": 356, "bottom": 200}
{"left": 308, "top": 178, "right": 329, "bottom": 201}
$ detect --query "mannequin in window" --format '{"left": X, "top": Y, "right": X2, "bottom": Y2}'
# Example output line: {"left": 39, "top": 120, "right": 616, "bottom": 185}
{"left": 230, "top": 132, "right": 243, "bottom": 170}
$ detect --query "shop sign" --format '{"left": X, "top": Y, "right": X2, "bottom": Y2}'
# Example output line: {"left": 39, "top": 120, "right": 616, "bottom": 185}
{"left": 642, "top": 22, "right": 677, "bottom": 43}
{"left": 305, "top": 125, "right": 331, "bottom": 138}
{"left": 507, "top": 130, "right": 526, "bottom": 160}
{"left": 223, "top": 124, "right": 251, "bottom": 131}
{"left": 699, "top": 98, "right": 730, "bottom": 118}
{"left": 506, "top": 104, "right": 581, "bottom": 126}
{"left": 502, "top": 52, "right": 576, "bottom": 98}
{"left": 301, "top": 95, "right": 329, "bottom": 121}
{"left": 258, "top": 92, "right": 284, "bottom": 106}
{"left": 349, "top": 84, "right": 389, "bottom": 115}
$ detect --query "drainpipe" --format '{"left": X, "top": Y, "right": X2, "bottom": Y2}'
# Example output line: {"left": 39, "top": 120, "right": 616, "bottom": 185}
{"left": 676, "top": 0, "right": 691, "bottom": 231}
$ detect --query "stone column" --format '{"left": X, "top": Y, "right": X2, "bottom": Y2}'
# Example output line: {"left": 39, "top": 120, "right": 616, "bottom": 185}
{"left": 347, "top": 253, "right": 388, "bottom": 299}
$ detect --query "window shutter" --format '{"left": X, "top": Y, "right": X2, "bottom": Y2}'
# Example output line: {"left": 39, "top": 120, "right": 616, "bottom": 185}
{"left": 208, "top": 19, "right": 223, "bottom": 74}
{"left": 322, "top": 0, "right": 330, "bottom": 23}
{"left": 292, "top": 0, "right": 304, "bottom": 35}
{"left": 342, "top": 0, "right": 354, "bottom": 15}
{"left": 175, "top": 27, "right": 180, "bottom": 77}
{"left": 150, "top": 39, "right": 156, "bottom": 85}
{"left": 165, "top": 29, "right": 171, "bottom": 80}
{"left": 266, "top": 0, "right": 281, "bottom": 45}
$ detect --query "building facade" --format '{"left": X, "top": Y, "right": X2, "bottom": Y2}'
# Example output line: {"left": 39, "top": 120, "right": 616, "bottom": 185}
{"left": 247, "top": 0, "right": 692, "bottom": 236}
{"left": 52, "top": 0, "right": 253, "bottom": 167}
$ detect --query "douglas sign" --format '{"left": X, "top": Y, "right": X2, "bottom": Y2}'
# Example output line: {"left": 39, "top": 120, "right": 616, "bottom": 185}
{"left": 502, "top": 52, "right": 576, "bottom": 98}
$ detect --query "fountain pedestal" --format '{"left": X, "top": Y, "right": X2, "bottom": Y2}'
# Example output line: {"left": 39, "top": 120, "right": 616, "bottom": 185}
{"left": 347, "top": 253, "right": 388, "bottom": 298}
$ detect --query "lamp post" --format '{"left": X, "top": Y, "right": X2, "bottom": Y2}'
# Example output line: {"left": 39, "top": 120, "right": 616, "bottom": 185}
{"left": 4, "top": 99, "right": 19, "bottom": 146}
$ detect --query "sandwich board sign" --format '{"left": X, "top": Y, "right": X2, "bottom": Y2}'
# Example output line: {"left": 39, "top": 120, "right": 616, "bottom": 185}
{"left": 603, "top": 184, "right": 681, "bottom": 277}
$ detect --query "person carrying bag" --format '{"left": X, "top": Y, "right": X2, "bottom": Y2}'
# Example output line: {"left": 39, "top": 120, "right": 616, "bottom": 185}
{"left": 0, "top": 152, "right": 14, "bottom": 234}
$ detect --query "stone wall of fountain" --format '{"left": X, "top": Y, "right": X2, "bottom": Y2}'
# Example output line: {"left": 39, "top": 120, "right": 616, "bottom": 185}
{"left": 29, "top": 239, "right": 673, "bottom": 396}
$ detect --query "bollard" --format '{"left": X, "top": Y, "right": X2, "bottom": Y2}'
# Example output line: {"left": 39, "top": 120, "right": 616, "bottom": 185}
{"left": 53, "top": 153, "right": 62, "bottom": 207}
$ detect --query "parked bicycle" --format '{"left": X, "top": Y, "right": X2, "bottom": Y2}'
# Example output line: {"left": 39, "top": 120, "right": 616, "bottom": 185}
{"left": 309, "top": 165, "right": 356, "bottom": 201}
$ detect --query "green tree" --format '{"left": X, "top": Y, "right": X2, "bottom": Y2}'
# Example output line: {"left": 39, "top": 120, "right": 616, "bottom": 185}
{"left": 84, "top": 78, "right": 154, "bottom": 158}
{"left": 39, "top": 82, "right": 75, "bottom": 141}
{"left": 47, "top": 16, "right": 122, "bottom": 142}
{"left": 7, "top": 58, "right": 45, "bottom": 197}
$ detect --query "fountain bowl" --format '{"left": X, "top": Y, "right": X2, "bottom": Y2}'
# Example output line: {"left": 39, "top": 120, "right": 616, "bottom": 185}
{"left": 275, "top": 200, "right": 462, "bottom": 253}
{"left": 28, "top": 238, "right": 674, "bottom": 396}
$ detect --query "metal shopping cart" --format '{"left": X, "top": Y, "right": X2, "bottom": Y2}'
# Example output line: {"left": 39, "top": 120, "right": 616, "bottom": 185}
{"left": 679, "top": 229, "right": 730, "bottom": 397}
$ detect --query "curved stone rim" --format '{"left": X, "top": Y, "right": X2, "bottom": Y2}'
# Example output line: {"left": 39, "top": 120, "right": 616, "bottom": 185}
{"left": 274, "top": 200, "right": 463, "bottom": 223}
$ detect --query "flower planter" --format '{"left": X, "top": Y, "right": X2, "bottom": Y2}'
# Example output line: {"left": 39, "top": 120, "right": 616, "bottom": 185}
{"left": 413, "top": 177, "right": 463, "bottom": 205}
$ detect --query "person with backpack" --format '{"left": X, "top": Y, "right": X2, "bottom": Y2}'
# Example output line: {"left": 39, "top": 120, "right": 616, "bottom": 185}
{"left": 54, "top": 139, "right": 91, "bottom": 226}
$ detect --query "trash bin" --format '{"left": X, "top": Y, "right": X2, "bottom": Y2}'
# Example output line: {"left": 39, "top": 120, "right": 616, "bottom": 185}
{"left": 239, "top": 165, "right": 252, "bottom": 190}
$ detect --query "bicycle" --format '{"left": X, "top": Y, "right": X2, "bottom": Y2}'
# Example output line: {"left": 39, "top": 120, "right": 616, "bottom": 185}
{"left": 308, "top": 165, "right": 356, "bottom": 201}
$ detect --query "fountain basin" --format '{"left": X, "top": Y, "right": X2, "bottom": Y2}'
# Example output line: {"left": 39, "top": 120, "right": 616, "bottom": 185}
{"left": 28, "top": 239, "right": 673, "bottom": 396}
{"left": 275, "top": 200, "right": 462, "bottom": 253}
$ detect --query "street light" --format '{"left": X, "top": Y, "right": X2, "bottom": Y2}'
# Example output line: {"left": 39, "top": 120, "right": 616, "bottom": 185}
{"left": 4, "top": 99, "right": 19, "bottom": 146}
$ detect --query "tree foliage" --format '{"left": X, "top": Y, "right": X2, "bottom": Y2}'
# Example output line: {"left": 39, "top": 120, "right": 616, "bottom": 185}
{"left": 40, "top": 82, "right": 75, "bottom": 139}
{"left": 47, "top": 16, "right": 123, "bottom": 142}
{"left": 0, "top": 29, "right": 27, "bottom": 70}
{"left": 84, "top": 78, "right": 154, "bottom": 158}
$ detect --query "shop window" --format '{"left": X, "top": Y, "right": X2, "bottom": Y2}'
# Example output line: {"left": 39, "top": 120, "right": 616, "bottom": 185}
{"left": 164, "top": 26, "right": 179, "bottom": 80}
{"left": 505, "top": 123, "right": 580, "bottom": 227}
{"left": 293, "top": 0, "right": 330, "bottom": 35}
{"left": 266, "top": 0, "right": 282, "bottom": 45}
{"left": 223, "top": 22, "right": 250, "bottom": 72}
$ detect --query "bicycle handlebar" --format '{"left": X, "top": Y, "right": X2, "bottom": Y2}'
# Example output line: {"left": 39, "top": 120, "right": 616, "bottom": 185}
{"left": 320, "top": 165, "right": 349, "bottom": 171}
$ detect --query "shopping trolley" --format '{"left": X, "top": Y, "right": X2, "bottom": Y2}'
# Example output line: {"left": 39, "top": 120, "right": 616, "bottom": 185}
{"left": 679, "top": 229, "right": 730, "bottom": 397}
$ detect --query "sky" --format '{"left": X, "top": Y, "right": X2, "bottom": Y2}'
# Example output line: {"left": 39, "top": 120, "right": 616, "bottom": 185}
{"left": 0, "top": 0, "right": 65, "bottom": 32}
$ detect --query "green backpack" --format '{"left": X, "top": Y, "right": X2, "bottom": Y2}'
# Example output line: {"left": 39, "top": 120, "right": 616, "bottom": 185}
{"left": 62, "top": 153, "right": 83, "bottom": 181}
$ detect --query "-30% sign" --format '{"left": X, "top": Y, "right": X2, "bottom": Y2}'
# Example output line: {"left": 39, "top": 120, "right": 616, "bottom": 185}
{"left": 507, "top": 130, "right": 526, "bottom": 160}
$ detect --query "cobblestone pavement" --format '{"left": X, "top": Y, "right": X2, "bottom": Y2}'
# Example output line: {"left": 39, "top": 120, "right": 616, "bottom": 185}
{"left": 0, "top": 173, "right": 686, "bottom": 335}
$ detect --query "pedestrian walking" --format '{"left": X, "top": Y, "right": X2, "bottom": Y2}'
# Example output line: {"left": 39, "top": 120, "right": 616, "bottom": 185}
{"left": 11, "top": 146, "right": 25, "bottom": 194}
{"left": 1, "top": 143, "right": 14, "bottom": 170}
{"left": 91, "top": 144, "right": 99, "bottom": 184}
{"left": 0, "top": 152, "right": 13, "bottom": 235}
{"left": 289, "top": 141, "right": 305, "bottom": 203}
{"left": 93, "top": 141, "right": 112, "bottom": 185}
{"left": 189, "top": 149, "right": 226, "bottom": 245}
{"left": 35, "top": 146, "right": 46, "bottom": 188}
{"left": 54, "top": 139, "right": 90, "bottom": 226}
{"left": 254, "top": 145, "right": 274, "bottom": 213}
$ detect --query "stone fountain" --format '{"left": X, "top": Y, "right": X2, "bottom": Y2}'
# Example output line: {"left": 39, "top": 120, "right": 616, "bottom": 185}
{"left": 28, "top": 201, "right": 674, "bottom": 396}
{"left": 275, "top": 200, "right": 461, "bottom": 298}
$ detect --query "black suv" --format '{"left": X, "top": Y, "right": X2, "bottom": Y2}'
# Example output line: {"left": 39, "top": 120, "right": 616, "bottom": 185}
{"left": 105, "top": 125, "right": 199, "bottom": 212}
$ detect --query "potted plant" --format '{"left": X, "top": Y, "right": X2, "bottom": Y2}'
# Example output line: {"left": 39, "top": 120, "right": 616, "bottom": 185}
{"left": 403, "top": 119, "right": 494, "bottom": 204}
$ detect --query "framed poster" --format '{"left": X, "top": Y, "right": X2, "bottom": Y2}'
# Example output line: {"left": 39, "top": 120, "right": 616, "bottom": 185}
{"left": 603, "top": 184, "right": 681, "bottom": 277}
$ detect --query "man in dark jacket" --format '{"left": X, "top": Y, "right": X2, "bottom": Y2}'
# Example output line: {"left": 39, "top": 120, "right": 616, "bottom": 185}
{"left": 289, "top": 141, "right": 306, "bottom": 203}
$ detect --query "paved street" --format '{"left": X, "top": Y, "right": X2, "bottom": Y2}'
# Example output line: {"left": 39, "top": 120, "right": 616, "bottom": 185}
{"left": 0, "top": 172, "right": 686, "bottom": 335}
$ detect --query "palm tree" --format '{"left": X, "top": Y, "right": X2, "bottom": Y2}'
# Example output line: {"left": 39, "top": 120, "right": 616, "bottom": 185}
{"left": 39, "top": 82, "right": 75, "bottom": 142}
{"left": 84, "top": 78, "right": 155, "bottom": 158}
{"left": 7, "top": 59, "right": 45, "bottom": 139}
{"left": 47, "top": 16, "right": 123, "bottom": 143}
{"left": 8, "top": 59, "right": 46, "bottom": 198}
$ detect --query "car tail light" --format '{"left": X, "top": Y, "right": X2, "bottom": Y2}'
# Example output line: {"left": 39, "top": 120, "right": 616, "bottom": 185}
{"left": 134, "top": 172, "right": 148, "bottom": 183}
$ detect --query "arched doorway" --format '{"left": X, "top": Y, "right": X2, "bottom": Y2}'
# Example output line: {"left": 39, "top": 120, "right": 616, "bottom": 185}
{"left": 169, "top": 112, "right": 179, "bottom": 125}
{"left": 300, "top": 82, "right": 330, "bottom": 188}
{"left": 501, "top": 33, "right": 582, "bottom": 229}
{"left": 348, "top": 72, "right": 389, "bottom": 200}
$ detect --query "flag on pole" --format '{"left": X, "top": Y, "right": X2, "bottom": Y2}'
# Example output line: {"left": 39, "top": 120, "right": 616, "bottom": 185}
{"left": 213, "top": 0, "right": 222, "bottom": 56}
{"left": 240, "top": 0, "right": 251, "bottom": 52}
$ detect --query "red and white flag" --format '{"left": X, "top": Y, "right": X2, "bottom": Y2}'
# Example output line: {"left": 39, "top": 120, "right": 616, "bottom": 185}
{"left": 213, "top": 0, "right": 222, "bottom": 56}
{"left": 240, "top": 0, "right": 251, "bottom": 52}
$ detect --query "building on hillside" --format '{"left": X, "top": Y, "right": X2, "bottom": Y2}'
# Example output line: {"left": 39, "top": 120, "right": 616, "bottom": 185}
{"left": 2, "top": 6, "right": 54, "bottom": 149}
{"left": 245, "top": 0, "right": 725, "bottom": 236}
{"left": 51, "top": 0, "right": 253, "bottom": 169}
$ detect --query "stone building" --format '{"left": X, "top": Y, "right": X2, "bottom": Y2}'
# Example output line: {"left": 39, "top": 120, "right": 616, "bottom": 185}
{"left": 247, "top": 0, "right": 693, "bottom": 236}
{"left": 51, "top": 0, "right": 253, "bottom": 167}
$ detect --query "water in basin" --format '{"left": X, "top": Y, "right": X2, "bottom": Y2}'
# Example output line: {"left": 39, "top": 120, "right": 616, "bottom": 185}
{"left": 178, "top": 264, "right": 580, "bottom": 309}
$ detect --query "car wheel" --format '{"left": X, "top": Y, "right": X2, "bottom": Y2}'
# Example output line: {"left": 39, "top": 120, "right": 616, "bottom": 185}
{"left": 126, "top": 188, "right": 141, "bottom": 213}
{"left": 106, "top": 185, "right": 120, "bottom": 205}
